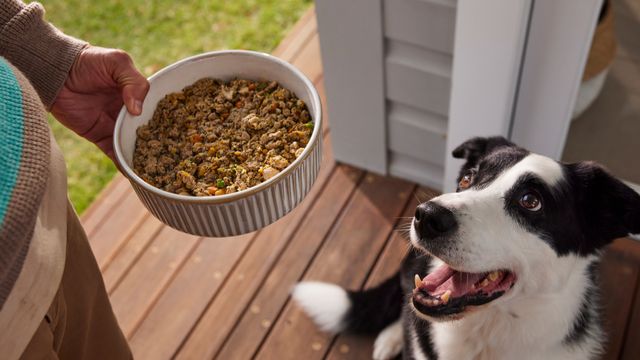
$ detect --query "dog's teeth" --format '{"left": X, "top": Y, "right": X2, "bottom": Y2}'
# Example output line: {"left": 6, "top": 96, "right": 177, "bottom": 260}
{"left": 488, "top": 271, "right": 500, "bottom": 282}
{"left": 441, "top": 290, "right": 451, "bottom": 304}
{"left": 479, "top": 279, "right": 490, "bottom": 288}
{"left": 414, "top": 274, "right": 422, "bottom": 289}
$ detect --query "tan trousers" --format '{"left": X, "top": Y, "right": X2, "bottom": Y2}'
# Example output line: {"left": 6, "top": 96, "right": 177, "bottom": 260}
{"left": 20, "top": 205, "right": 132, "bottom": 359}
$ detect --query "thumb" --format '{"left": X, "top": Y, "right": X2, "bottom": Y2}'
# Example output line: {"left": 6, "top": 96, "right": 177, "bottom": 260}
{"left": 110, "top": 51, "right": 150, "bottom": 115}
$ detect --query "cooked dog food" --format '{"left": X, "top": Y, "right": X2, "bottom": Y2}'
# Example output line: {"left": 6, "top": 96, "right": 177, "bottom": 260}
{"left": 133, "top": 78, "right": 313, "bottom": 196}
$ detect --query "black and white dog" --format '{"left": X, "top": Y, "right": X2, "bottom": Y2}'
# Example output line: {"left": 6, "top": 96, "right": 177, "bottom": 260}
{"left": 292, "top": 136, "right": 640, "bottom": 359}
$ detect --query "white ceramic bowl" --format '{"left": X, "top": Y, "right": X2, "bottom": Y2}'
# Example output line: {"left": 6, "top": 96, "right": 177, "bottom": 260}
{"left": 114, "top": 50, "right": 322, "bottom": 237}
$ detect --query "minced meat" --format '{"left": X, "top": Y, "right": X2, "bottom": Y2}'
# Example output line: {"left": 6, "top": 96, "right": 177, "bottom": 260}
{"left": 132, "top": 78, "right": 313, "bottom": 196}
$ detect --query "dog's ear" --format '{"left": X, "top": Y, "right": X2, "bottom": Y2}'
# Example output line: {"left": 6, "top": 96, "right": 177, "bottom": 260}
{"left": 452, "top": 136, "right": 516, "bottom": 177}
{"left": 572, "top": 161, "right": 640, "bottom": 247}
{"left": 452, "top": 136, "right": 514, "bottom": 162}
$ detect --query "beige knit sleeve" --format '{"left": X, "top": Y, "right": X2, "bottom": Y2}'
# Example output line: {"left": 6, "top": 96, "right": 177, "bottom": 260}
{"left": 0, "top": 1, "right": 87, "bottom": 109}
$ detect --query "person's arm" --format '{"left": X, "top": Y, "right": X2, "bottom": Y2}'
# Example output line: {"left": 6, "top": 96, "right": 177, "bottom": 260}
{"left": 0, "top": 0, "right": 87, "bottom": 108}
{"left": 0, "top": 1, "right": 149, "bottom": 159}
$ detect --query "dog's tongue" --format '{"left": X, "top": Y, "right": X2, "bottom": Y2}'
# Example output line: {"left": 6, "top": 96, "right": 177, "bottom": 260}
{"left": 420, "top": 263, "right": 486, "bottom": 297}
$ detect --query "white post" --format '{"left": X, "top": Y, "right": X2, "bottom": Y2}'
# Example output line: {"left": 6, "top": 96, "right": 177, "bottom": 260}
{"left": 315, "top": 0, "right": 388, "bottom": 175}
{"left": 510, "top": 0, "right": 603, "bottom": 159}
{"left": 444, "top": 0, "right": 532, "bottom": 192}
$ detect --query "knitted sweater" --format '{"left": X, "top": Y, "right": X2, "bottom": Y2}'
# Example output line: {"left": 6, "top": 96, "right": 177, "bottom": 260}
{"left": 0, "top": 1, "right": 85, "bottom": 308}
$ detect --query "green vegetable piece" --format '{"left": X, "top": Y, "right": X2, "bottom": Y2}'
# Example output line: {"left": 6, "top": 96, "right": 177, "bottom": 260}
{"left": 216, "top": 179, "right": 226, "bottom": 188}
{"left": 304, "top": 122, "right": 314, "bottom": 129}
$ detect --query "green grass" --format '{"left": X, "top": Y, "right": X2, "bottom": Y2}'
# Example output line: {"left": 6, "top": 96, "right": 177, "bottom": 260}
{"left": 40, "top": 0, "right": 312, "bottom": 213}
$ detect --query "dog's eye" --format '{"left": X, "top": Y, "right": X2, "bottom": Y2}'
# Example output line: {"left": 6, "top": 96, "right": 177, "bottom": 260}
{"left": 459, "top": 173, "right": 473, "bottom": 189}
{"left": 519, "top": 193, "right": 542, "bottom": 211}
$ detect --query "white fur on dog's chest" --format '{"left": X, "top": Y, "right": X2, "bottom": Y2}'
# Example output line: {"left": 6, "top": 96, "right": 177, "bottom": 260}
{"left": 431, "top": 316, "right": 521, "bottom": 360}
{"left": 426, "top": 285, "right": 599, "bottom": 360}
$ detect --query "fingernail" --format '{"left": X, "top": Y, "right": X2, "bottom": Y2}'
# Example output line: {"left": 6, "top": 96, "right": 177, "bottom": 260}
{"left": 134, "top": 100, "right": 143, "bottom": 114}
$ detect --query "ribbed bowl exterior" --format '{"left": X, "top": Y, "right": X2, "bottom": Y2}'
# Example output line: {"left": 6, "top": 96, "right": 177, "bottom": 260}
{"left": 128, "top": 138, "right": 322, "bottom": 237}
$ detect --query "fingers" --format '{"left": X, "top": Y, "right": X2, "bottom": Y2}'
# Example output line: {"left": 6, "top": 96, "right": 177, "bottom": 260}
{"left": 109, "top": 50, "right": 150, "bottom": 116}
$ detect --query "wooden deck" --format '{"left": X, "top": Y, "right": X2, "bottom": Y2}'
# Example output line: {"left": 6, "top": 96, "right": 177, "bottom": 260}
{"left": 81, "top": 8, "right": 640, "bottom": 360}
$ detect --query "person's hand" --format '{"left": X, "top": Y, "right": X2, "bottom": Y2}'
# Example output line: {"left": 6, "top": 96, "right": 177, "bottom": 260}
{"left": 51, "top": 46, "right": 150, "bottom": 159}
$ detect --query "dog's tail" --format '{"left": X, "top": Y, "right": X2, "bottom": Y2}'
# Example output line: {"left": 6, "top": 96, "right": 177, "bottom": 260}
{"left": 291, "top": 271, "right": 403, "bottom": 334}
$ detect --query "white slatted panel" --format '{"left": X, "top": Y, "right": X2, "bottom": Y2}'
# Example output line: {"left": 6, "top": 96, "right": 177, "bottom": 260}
{"left": 383, "top": 0, "right": 456, "bottom": 188}
{"left": 318, "top": 0, "right": 457, "bottom": 189}
{"left": 388, "top": 101, "right": 447, "bottom": 166}
{"left": 384, "top": 0, "right": 457, "bottom": 54}
{"left": 388, "top": 151, "right": 444, "bottom": 190}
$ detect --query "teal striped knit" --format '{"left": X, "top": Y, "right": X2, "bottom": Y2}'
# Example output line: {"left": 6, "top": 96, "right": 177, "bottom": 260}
{"left": 0, "top": 58, "right": 24, "bottom": 228}
{"left": 0, "top": 57, "right": 50, "bottom": 309}
{"left": 0, "top": 0, "right": 87, "bottom": 310}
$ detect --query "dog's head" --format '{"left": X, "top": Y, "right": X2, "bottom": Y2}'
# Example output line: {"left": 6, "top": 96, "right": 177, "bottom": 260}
{"left": 410, "top": 136, "right": 640, "bottom": 320}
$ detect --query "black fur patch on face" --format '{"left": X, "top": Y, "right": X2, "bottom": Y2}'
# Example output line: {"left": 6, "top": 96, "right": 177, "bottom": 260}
{"left": 452, "top": 136, "right": 528, "bottom": 191}
{"left": 503, "top": 163, "right": 640, "bottom": 256}
{"left": 467, "top": 147, "right": 529, "bottom": 190}
{"left": 563, "top": 261, "right": 600, "bottom": 346}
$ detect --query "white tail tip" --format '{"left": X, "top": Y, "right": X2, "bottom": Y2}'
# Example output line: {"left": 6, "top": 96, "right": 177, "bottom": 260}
{"left": 291, "top": 281, "right": 351, "bottom": 333}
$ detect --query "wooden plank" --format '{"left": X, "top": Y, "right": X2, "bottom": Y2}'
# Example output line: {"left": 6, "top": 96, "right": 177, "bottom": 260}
{"left": 102, "top": 215, "right": 164, "bottom": 291}
{"left": 315, "top": 0, "right": 387, "bottom": 175}
{"left": 108, "top": 226, "right": 201, "bottom": 338}
{"left": 128, "top": 232, "right": 254, "bottom": 360}
{"left": 81, "top": 175, "right": 129, "bottom": 234}
{"left": 273, "top": 6, "right": 318, "bottom": 61}
{"left": 610, "top": 237, "right": 640, "bottom": 360}
{"left": 621, "top": 273, "right": 640, "bottom": 360}
{"left": 254, "top": 174, "right": 414, "bottom": 360}
{"left": 610, "top": 237, "right": 640, "bottom": 261}
{"left": 316, "top": 78, "right": 330, "bottom": 134}
{"left": 291, "top": 33, "right": 323, "bottom": 83}
{"left": 89, "top": 191, "right": 148, "bottom": 269}
{"left": 80, "top": 174, "right": 126, "bottom": 223}
{"left": 325, "top": 192, "right": 421, "bottom": 360}
{"left": 177, "top": 164, "right": 362, "bottom": 360}
{"left": 600, "top": 249, "right": 640, "bottom": 360}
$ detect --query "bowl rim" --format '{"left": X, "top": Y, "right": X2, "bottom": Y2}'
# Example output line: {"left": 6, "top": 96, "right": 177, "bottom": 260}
{"left": 113, "top": 50, "right": 322, "bottom": 204}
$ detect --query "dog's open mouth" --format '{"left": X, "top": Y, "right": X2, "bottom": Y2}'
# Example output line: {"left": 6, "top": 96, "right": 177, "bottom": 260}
{"left": 412, "top": 262, "right": 516, "bottom": 319}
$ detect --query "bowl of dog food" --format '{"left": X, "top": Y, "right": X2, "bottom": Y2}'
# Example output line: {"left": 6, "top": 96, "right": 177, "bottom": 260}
{"left": 113, "top": 50, "right": 322, "bottom": 237}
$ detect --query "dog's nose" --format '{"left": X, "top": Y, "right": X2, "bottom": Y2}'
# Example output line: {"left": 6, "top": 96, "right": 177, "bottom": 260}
{"left": 414, "top": 202, "right": 457, "bottom": 238}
